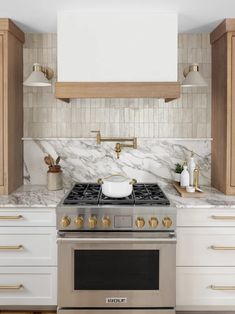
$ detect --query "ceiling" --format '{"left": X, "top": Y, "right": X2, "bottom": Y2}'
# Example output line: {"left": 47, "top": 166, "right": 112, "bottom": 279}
{"left": 0, "top": 0, "right": 234, "bottom": 33}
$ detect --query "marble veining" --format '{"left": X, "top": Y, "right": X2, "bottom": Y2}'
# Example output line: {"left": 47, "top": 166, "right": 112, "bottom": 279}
{"left": 0, "top": 185, "right": 66, "bottom": 208}
{"left": 162, "top": 182, "right": 235, "bottom": 208}
{"left": 0, "top": 183, "right": 235, "bottom": 208}
{"left": 23, "top": 138, "right": 211, "bottom": 187}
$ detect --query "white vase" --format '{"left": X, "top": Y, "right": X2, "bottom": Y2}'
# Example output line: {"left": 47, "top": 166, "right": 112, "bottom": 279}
{"left": 47, "top": 172, "right": 63, "bottom": 191}
{"left": 180, "top": 165, "right": 190, "bottom": 187}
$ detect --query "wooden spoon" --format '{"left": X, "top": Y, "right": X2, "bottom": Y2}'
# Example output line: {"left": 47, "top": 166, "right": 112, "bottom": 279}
{"left": 44, "top": 156, "right": 52, "bottom": 166}
{"left": 56, "top": 156, "right": 61, "bottom": 165}
{"left": 48, "top": 155, "right": 55, "bottom": 166}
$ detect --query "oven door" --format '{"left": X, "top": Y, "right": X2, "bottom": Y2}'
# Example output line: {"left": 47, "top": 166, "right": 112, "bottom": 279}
{"left": 57, "top": 232, "right": 176, "bottom": 309}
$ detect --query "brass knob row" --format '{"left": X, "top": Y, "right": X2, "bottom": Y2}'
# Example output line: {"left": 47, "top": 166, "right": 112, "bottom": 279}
{"left": 60, "top": 215, "right": 111, "bottom": 229}
{"left": 61, "top": 215, "right": 172, "bottom": 229}
{"left": 135, "top": 216, "right": 172, "bottom": 229}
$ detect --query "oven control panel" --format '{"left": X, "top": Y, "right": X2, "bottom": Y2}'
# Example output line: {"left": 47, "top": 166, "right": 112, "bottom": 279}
{"left": 57, "top": 208, "right": 176, "bottom": 232}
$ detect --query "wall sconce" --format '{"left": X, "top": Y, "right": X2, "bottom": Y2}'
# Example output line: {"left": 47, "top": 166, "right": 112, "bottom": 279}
{"left": 23, "top": 63, "right": 54, "bottom": 87}
{"left": 181, "top": 63, "right": 207, "bottom": 87}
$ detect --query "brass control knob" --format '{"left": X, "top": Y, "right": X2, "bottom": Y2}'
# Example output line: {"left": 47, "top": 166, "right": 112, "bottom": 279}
{"left": 61, "top": 216, "right": 71, "bottom": 228}
{"left": 88, "top": 216, "right": 97, "bottom": 229}
{"left": 102, "top": 216, "right": 111, "bottom": 228}
{"left": 162, "top": 217, "right": 172, "bottom": 229}
{"left": 149, "top": 217, "right": 159, "bottom": 228}
{"left": 135, "top": 217, "right": 145, "bottom": 229}
{"left": 74, "top": 216, "right": 84, "bottom": 229}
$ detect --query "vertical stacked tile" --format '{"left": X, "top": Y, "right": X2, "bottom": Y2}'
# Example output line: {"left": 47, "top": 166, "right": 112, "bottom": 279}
{"left": 23, "top": 33, "right": 211, "bottom": 138}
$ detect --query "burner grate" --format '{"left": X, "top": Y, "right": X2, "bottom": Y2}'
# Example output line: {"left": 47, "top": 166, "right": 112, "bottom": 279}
{"left": 63, "top": 182, "right": 170, "bottom": 206}
{"left": 133, "top": 184, "right": 170, "bottom": 205}
{"left": 99, "top": 192, "right": 134, "bottom": 205}
{"left": 63, "top": 183, "right": 101, "bottom": 205}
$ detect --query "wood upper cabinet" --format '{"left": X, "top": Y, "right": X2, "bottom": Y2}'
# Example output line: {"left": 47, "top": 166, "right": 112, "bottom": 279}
{"left": 0, "top": 35, "right": 4, "bottom": 188}
{"left": 231, "top": 36, "right": 235, "bottom": 187}
{"left": 0, "top": 19, "right": 24, "bottom": 195}
{"left": 211, "top": 19, "right": 235, "bottom": 194}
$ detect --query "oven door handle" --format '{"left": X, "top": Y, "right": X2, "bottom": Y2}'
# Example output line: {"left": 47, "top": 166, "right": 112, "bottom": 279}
{"left": 57, "top": 234, "right": 176, "bottom": 244}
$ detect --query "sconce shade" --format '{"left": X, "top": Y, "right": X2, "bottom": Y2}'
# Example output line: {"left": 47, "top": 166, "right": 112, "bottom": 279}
{"left": 23, "top": 63, "right": 52, "bottom": 87}
{"left": 182, "top": 64, "right": 207, "bottom": 87}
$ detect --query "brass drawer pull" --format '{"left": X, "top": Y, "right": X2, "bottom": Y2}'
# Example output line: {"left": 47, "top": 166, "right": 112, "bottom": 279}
{"left": 210, "top": 245, "right": 235, "bottom": 250}
{"left": 0, "top": 215, "right": 23, "bottom": 220}
{"left": 211, "top": 215, "right": 235, "bottom": 220}
{"left": 0, "top": 284, "right": 23, "bottom": 290}
{"left": 210, "top": 285, "right": 235, "bottom": 291}
{"left": 0, "top": 245, "right": 23, "bottom": 250}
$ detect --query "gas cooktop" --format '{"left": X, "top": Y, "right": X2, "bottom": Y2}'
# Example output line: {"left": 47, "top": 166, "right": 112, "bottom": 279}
{"left": 63, "top": 183, "right": 170, "bottom": 206}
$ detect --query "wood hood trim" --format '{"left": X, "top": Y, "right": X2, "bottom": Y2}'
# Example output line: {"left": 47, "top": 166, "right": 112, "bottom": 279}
{"left": 55, "top": 82, "right": 181, "bottom": 102}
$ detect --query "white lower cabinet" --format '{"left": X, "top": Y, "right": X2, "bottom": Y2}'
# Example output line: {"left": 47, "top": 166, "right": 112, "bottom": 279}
{"left": 177, "top": 267, "right": 235, "bottom": 310}
{"left": 0, "top": 227, "right": 57, "bottom": 266}
{"left": 0, "top": 207, "right": 57, "bottom": 307}
{"left": 177, "top": 227, "right": 235, "bottom": 266}
{"left": 176, "top": 207, "right": 235, "bottom": 311}
{"left": 0, "top": 267, "right": 57, "bottom": 306}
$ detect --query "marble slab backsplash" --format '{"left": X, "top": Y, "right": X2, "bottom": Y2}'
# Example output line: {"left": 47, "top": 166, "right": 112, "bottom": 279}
{"left": 23, "top": 138, "right": 211, "bottom": 187}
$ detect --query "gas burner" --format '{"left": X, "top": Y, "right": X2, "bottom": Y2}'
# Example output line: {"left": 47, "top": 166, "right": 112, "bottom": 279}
{"left": 63, "top": 183, "right": 101, "bottom": 205}
{"left": 134, "top": 184, "right": 170, "bottom": 205}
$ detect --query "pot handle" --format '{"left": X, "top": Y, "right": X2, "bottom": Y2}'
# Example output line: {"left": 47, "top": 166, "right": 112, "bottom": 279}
{"left": 102, "top": 173, "right": 129, "bottom": 180}
{"left": 129, "top": 178, "right": 137, "bottom": 185}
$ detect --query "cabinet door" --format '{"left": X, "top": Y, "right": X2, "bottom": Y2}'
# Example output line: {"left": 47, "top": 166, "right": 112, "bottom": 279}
{"left": 0, "top": 35, "right": 3, "bottom": 187}
{"left": 231, "top": 36, "right": 235, "bottom": 187}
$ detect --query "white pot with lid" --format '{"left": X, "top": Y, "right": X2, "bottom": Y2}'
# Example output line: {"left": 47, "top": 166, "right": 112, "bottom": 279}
{"left": 98, "top": 174, "right": 137, "bottom": 198}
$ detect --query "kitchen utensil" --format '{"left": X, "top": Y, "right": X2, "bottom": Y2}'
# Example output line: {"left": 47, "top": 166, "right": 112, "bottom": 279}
{"left": 97, "top": 174, "right": 137, "bottom": 198}
{"left": 56, "top": 156, "right": 61, "bottom": 165}
{"left": 49, "top": 155, "right": 55, "bottom": 166}
{"left": 44, "top": 156, "right": 52, "bottom": 167}
{"left": 196, "top": 187, "right": 204, "bottom": 193}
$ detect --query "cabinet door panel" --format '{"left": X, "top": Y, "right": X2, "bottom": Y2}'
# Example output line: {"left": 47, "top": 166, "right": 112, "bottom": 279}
{"left": 0, "top": 35, "right": 3, "bottom": 187}
{"left": 231, "top": 36, "right": 235, "bottom": 187}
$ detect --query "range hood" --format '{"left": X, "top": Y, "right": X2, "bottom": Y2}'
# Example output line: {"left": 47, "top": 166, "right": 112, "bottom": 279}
{"left": 55, "top": 11, "right": 180, "bottom": 102}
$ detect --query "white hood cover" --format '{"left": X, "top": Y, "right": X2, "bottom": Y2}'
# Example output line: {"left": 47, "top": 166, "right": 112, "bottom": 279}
{"left": 57, "top": 11, "right": 178, "bottom": 82}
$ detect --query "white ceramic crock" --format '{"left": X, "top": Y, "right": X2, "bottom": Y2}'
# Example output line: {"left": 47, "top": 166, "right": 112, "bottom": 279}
{"left": 98, "top": 174, "right": 137, "bottom": 198}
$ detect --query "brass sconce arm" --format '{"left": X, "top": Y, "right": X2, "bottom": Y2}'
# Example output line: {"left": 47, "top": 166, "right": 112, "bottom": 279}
{"left": 91, "top": 130, "right": 137, "bottom": 158}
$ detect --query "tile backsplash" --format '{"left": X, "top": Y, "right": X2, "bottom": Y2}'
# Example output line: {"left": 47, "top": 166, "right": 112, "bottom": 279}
{"left": 23, "top": 33, "right": 211, "bottom": 138}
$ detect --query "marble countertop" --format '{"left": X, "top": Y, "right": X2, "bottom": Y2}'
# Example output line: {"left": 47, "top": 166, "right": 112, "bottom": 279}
{"left": 0, "top": 184, "right": 235, "bottom": 208}
{"left": 0, "top": 185, "right": 66, "bottom": 208}
{"left": 162, "top": 183, "right": 235, "bottom": 208}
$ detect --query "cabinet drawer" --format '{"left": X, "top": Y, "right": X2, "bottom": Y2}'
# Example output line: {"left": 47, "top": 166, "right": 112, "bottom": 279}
{"left": 0, "top": 267, "right": 57, "bottom": 306}
{"left": 177, "top": 227, "right": 235, "bottom": 266}
{"left": 177, "top": 208, "right": 235, "bottom": 227}
{"left": 0, "top": 209, "right": 55, "bottom": 226}
{"left": 0, "top": 227, "right": 57, "bottom": 266}
{"left": 176, "top": 267, "right": 235, "bottom": 310}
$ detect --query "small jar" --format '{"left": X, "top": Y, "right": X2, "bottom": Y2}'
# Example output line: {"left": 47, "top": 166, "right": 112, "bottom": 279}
{"left": 47, "top": 171, "right": 63, "bottom": 191}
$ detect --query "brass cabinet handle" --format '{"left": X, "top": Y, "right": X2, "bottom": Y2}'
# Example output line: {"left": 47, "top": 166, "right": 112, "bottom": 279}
{"left": 210, "top": 245, "right": 235, "bottom": 250}
{"left": 210, "top": 285, "right": 235, "bottom": 291}
{"left": 0, "top": 215, "right": 23, "bottom": 220}
{"left": 0, "top": 284, "right": 23, "bottom": 290}
{"left": 211, "top": 215, "right": 235, "bottom": 220}
{"left": 0, "top": 245, "right": 23, "bottom": 250}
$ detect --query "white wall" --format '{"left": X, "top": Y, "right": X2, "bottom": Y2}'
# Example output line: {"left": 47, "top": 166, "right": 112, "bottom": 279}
{"left": 57, "top": 11, "right": 178, "bottom": 82}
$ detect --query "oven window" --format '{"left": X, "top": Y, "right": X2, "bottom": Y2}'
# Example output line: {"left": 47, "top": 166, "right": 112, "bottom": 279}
{"left": 74, "top": 250, "right": 159, "bottom": 290}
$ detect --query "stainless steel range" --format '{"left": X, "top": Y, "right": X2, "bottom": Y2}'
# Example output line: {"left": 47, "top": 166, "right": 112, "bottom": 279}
{"left": 57, "top": 183, "right": 176, "bottom": 314}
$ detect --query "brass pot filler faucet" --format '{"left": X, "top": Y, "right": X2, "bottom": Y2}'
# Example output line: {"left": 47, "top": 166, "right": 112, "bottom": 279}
{"left": 91, "top": 131, "right": 137, "bottom": 159}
